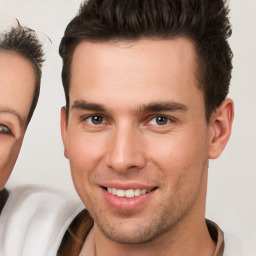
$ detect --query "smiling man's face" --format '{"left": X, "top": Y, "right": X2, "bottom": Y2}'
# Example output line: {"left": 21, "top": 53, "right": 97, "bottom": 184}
{"left": 61, "top": 38, "right": 214, "bottom": 243}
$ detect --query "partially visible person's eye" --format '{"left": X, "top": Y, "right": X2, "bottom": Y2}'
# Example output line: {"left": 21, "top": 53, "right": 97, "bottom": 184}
{"left": 0, "top": 124, "right": 11, "bottom": 134}
{"left": 148, "top": 116, "right": 171, "bottom": 126}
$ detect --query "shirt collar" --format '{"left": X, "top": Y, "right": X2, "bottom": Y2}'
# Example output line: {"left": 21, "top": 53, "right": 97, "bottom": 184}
{"left": 206, "top": 219, "right": 224, "bottom": 256}
{"left": 0, "top": 188, "right": 9, "bottom": 215}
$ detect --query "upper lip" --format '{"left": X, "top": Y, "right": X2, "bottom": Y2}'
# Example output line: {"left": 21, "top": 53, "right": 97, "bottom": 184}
{"left": 100, "top": 182, "right": 157, "bottom": 190}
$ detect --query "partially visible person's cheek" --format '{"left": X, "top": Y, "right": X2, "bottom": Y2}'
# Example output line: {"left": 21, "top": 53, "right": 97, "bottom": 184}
{"left": 0, "top": 139, "right": 22, "bottom": 189}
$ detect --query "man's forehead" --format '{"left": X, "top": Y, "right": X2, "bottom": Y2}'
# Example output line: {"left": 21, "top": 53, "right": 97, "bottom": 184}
{"left": 72, "top": 37, "right": 196, "bottom": 55}
{"left": 70, "top": 37, "right": 198, "bottom": 85}
{"left": 68, "top": 37, "right": 202, "bottom": 115}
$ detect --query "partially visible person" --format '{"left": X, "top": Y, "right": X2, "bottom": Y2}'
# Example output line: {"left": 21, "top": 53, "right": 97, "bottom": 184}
{"left": 0, "top": 24, "right": 43, "bottom": 191}
{"left": 0, "top": 23, "right": 83, "bottom": 256}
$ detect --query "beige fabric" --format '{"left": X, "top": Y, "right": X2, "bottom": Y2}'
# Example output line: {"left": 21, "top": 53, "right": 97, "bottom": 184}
{"left": 206, "top": 219, "right": 224, "bottom": 256}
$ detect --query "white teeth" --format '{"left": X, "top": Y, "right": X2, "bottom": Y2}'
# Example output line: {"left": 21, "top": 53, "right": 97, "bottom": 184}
{"left": 112, "top": 188, "right": 117, "bottom": 195}
{"left": 134, "top": 189, "right": 141, "bottom": 197}
{"left": 107, "top": 188, "right": 152, "bottom": 198}
{"left": 116, "top": 189, "right": 125, "bottom": 197}
{"left": 141, "top": 189, "right": 147, "bottom": 195}
{"left": 125, "top": 189, "right": 134, "bottom": 198}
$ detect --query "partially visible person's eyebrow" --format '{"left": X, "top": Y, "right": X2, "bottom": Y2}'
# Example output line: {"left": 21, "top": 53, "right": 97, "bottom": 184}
{"left": 137, "top": 102, "right": 187, "bottom": 114}
{"left": 71, "top": 100, "right": 106, "bottom": 112}
{"left": 0, "top": 107, "right": 23, "bottom": 125}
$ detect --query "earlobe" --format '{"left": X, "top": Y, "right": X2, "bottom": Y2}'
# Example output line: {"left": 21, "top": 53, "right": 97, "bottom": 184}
{"left": 60, "top": 107, "right": 69, "bottom": 159}
{"left": 208, "top": 98, "right": 234, "bottom": 159}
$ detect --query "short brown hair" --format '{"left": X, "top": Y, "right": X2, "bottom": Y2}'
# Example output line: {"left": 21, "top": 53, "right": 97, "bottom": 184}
{"left": 59, "top": 0, "right": 233, "bottom": 122}
{"left": 0, "top": 23, "right": 44, "bottom": 125}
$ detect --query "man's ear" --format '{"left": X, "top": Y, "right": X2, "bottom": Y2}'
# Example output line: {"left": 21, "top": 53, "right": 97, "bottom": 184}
{"left": 208, "top": 98, "right": 234, "bottom": 159}
{"left": 60, "top": 107, "right": 69, "bottom": 159}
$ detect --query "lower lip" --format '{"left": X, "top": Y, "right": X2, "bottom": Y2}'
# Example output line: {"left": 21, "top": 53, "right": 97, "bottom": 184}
{"left": 102, "top": 188, "right": 156, "bottom": 211}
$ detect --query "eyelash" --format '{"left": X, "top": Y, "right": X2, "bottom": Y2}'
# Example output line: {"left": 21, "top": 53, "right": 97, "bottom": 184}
{"left": 81, "top": 114, "right": 109, "bottom": 127}
{"left": 81, "top": 114, "right": 176, "bottom": 127}
{"left": 0, "top": 124, "right": 11, "bottom": 134}
{"left": 146, "top": 115, "right": 176, "bottom": 126}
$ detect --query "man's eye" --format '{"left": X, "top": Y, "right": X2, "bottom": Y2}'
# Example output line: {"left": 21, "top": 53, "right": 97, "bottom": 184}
{"left": 84, "top": 115, "right": 105, "bottom": 125}
{"left": 0, "top": 124, "right": 11, "bottom": 134}
{"left": 148, "top": 116, "right": 170, "bottom": 126}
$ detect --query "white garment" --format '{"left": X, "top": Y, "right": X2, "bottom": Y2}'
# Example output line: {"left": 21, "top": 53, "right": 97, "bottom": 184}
{"left": 0, "top": 186, "right": 84, "bottom": 256}
{"left": 224, "top": 233, "right": 242, "bottom": 256}
{"left": 224, "top": 233, "right": 254, "bottom": 256}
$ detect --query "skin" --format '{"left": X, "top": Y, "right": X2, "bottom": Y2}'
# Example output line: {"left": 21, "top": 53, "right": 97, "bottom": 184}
{"left": 0, "top": 51, "right": 34, "bottom": 190}
{"left": 61, "top": 38, "right": 234, "bottom": 256}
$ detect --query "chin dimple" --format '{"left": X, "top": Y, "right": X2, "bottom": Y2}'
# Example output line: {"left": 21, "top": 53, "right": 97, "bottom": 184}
{"left": 106, "top": 187, "right": 154, "bottom": 198}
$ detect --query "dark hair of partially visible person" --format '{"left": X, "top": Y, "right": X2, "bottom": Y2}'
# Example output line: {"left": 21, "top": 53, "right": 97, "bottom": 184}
{"left": 0, "top": 22, "right": 44, "bottom": 125}
{"left": 59, "top": 0, "right": 233, "bottom": 123}
{"left": 58, "top": 0, "right": 233, "bottom": 254}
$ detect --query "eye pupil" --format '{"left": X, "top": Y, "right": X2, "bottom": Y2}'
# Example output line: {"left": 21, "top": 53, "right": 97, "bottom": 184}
{"left": 92, "top": 116, "right": 103, "bottom": 124}
{"left": 156, "top": 116, "right": 168, "bottom": 125}
{"left": 0, "top": 125, "right": 10, "bottom": 134}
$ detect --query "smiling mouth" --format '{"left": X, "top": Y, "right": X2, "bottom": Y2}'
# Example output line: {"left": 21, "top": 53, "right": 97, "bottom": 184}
{"left": 103, "top": 187, "right": 157, "bottom": 198}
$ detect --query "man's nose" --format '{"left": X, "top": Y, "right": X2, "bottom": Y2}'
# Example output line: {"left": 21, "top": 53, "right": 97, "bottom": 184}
{"left": 105, "top": 125, "right": 146, "bottom": 173}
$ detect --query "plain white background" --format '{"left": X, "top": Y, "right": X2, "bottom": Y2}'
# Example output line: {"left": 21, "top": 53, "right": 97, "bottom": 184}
{"left": 1, "top": 0, "right": 255, "bottom": 252}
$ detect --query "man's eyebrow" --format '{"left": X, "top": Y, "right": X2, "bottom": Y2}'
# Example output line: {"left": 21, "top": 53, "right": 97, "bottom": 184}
{"left": 71, "top": 100, "right": 106, "bottom": 112}
{"left": 138, "top": 102, "right": 187, "bottom": 113}
{"left": 0, "top": 108, "right": 23, "bottom": 124}
{"left": 71, "top": 101, "right": 187, "bottom": 114}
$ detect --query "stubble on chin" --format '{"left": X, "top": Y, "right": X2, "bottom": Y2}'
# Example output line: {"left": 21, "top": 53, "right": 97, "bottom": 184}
{"left": 91, "top": 193, "right": 197, "bottom": 245}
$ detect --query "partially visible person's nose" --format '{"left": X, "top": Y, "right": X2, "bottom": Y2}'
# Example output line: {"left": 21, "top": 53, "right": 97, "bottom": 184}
{"left": 105, "top": 124, "right": 146, "bottom": 173}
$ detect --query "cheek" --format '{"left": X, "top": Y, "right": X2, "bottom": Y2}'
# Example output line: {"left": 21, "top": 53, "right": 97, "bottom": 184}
{"left": 67, "top": 132, "right": 108, "bottom": 209}
{"left": 147, "top": 129, "right": 209, "bottom": 184}
{"left": 0, "top": 140, "right": 22, "bottom": 188}
{"left": 67, "top": 131, "right": 106, "bottom": 185}
{"left": 147, "top": 133, "right": 208, "bottom": 212}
